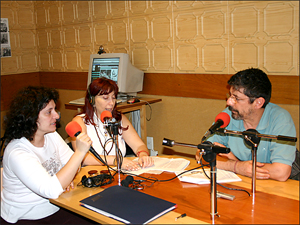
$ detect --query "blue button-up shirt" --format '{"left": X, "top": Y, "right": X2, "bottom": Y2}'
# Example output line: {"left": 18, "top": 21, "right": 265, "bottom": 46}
{"left": 207, "top": 103, "right": 296, "bottom": 166}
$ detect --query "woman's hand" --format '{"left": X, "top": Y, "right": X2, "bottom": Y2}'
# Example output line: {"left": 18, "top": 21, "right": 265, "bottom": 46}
{"left": 75, "top": 133, "right": 92, "bottom": 155}
{"left": 121, "top": 158, "right": 141, "bottom": 171}
{"left": 138, "top": 155, "right": 154, "bottom": 168}
{"left": 64, "top": 181, "right": 74, "bottom": 192}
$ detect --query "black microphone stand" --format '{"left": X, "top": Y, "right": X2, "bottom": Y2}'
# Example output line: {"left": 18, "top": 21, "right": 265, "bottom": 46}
{"left": 242, "top": 129, "right": 261, "bottom": 202}
{"left": 106, "top": 120, "right": 122, "bottom": 186}
{"left": 216, "top": 128, "right": 297, "bottom": 201}
{"left": 162, "top": 139, "right": 230, "bottom": 223}
{"left": 200, "top": 142, "right": 219, "bottom": 223}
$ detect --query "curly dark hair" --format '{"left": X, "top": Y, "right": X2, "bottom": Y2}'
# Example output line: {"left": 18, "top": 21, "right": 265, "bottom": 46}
{"left": 82, "top": 78, "right": 122, "bottom": 125}
{"left": 3, "top": 86, "right": 59, "bottom": 142}
{"left": 228, "top": 68, "right": 272, "bottom": 108}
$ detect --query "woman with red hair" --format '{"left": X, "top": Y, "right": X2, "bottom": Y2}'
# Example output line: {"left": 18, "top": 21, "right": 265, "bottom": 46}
{"left": 70, "top": 78, "right": 153, "bottom": 171}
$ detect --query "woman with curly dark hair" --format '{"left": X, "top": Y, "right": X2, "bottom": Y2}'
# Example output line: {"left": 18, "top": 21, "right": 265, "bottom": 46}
{"left": 1, "top": 86, "right": 96, "bottom": 224}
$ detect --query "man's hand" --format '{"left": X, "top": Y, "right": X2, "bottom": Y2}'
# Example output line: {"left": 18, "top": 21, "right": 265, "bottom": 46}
{"left": 218, "top": 151, "right": 238, "bottom": 161}
{"left": 236, "top": 160, "right": 270, "bottom": 179}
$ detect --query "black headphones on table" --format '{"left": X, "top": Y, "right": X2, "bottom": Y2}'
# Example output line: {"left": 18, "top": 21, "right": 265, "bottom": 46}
{"left": 80, "top": 173, "right": 113, "bottom": 188}
{"left": 121, "top": 175, "right": 146, "bottom": 190}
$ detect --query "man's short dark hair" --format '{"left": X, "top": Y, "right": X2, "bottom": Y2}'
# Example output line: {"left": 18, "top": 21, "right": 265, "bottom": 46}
{"left": 228, "top": 68, "right": 272, "bottom": 108}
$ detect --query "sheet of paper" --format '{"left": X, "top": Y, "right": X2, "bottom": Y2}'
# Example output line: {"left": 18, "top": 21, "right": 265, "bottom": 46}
{"left": 176, "top": 168, "right": 242, "bottom": 184}
{"left": 124, "top": 157, "right": 190, "bottom": 175}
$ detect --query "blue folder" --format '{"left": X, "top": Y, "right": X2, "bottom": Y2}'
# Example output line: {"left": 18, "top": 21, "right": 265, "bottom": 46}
{"left": 80, "top": 185, "right": 177, "bottom": 224}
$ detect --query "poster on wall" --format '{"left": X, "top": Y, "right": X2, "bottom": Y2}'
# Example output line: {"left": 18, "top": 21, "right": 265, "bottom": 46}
{"left": 1, "top": 18, "right": 11, "bottom": 58}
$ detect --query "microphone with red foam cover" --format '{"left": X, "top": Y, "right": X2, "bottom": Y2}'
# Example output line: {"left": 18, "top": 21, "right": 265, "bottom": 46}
{"left": 65, "top": 121, "right": 82, "bottom": 138}
{"left": 65, "top": 121, "right": 106, "bottom": 165}
{"left": 214, "top": 112, "right": 230, "bottom": 129}
{"left": 101, "top": 110, "right": 112, "bottom": 123}
{"left": 202, "top": 112, "right": 230, "bottom": 142}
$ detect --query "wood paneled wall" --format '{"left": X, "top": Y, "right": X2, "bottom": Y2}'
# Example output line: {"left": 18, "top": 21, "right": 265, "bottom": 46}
{"left": 141, "top": 73, "right": 299, "bottom": 105}
{"left": 1, "top": 72, "right": 298, "bottom": 112}
{"left": 1, "top": 1, "right": 299, "bottom": 76}
{"left": 1, "top": 1, "right": 299, "bottom": 109}
{"left": 1, "top": 73, "right": 40, "bottom": 110}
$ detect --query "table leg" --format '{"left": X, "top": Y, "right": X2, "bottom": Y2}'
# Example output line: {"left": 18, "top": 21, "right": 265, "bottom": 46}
{"left": 140, "top": 105, "right": 147, "bottom": 144}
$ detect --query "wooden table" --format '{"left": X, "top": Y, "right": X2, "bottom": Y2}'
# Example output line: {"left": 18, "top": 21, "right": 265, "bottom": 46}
{"left": 50, "top": 156, "right": 299, "bottom": 224}
{"left": 65, "top": 97, "right": 162, "bottom": 143}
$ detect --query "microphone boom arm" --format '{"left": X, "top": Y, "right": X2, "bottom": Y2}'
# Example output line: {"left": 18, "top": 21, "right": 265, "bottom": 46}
{"left": 217, "top": 128, "right": 297, "bottom": 142}
{"left": 162, "top": 138, "right": 230, "bottom": 222}
{"left": 162, "top": 138, "right": 230, "bottom": 154}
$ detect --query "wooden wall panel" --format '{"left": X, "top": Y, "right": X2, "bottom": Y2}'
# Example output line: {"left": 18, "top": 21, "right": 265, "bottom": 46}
{"left": 268, "top": 76, "right": 300, "bottom": 105}
{"left": 3, "top": 1, "right": 298, "bottom": 76}
{"left": 39, "top": 72, "right": 88, "bottom": 90}
{"left": 2, "top": 72, "right": 297, "bottom": 112}
{"left": 140, "top": 73, "right": 231, "bottom": 100}
{"left": 1, "top": 73, "right": 40, "bottom": 110}
{"left": 140, "top": 73, "right": 299, "bottom": 105}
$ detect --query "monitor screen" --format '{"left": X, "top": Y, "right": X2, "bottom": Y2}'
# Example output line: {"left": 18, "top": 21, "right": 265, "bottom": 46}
{"left": 91, "top": 57, "right": 119, "bottom": 83}
{"left": 87, "top": 53, "right": 144, "bottom": 96}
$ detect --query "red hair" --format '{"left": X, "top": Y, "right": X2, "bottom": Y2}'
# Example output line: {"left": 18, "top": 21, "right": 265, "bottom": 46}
{"left": 82, "top": 78, "right": 121, "bottom": 125}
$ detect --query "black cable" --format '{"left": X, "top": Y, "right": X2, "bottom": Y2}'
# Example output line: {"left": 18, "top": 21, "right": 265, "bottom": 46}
{"left": 123, "top": 158, "right": 251, "bottom": 197}
{"left": 121, "top": 171, "right": 159, "bottom": 183}
{"left": 138, "top": 100, "right": 152, "bottom": 121}
{"left": 145, "top": 101, "right": 152, "bottom": 121}
{"left": 80, "top": 150, "right": 251, "bottom": 197}
{"left": 83, "top": 124, "right": 251, "bottom": 196}
{"left": 199, "top": 158, "right": 251, "bottom": 196}
{"left": 95, "top": 120, "right": 124, "bottom": 175}
{"left": 148, "top": 164, "right": 209, "bottom": 183}
{"left": 217, "top": 182, "right": 251, "bottom": 196}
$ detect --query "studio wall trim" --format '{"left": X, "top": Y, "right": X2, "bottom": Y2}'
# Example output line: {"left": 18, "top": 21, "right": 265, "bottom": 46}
{"left": 1, "top": 72, "right": 298, "bottom": 111}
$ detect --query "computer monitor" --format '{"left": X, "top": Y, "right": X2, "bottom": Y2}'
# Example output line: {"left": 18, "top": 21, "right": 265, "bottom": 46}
{"left": 87, "top": 53, "right": 144, "bottom": 97}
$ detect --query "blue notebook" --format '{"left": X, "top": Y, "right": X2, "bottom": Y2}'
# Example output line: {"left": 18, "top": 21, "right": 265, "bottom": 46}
{"left": 80, "top": 185, "right": 177, "bottom": 224}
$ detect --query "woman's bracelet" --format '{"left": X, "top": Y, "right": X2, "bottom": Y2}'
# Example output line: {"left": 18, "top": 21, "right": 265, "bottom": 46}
{"left": 234, "top": 160, "right": 238, "bottom": 173}
{"left": 136, "top": 150, "right": 149, "bottom": 157}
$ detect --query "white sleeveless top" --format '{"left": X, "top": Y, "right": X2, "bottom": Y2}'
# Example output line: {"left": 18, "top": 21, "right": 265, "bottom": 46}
{"left": 80, "top": 113, "right": 126, "bottom": 156}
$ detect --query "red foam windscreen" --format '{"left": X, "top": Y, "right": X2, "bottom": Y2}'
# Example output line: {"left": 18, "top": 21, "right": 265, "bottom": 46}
{"left": 215, "top": 112, "right": 230, "bottom": 128}
{"left": 65, "top": 121, "right": 82, "bottom": 137}
{"left": 100, "top": 110, "right": 112, "bottom": 123}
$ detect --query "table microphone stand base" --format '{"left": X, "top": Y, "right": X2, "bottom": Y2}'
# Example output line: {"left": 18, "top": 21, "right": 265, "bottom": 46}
{"left": 243, "top": 129, "right": 261, "bottom": 202}
{"left": 110, "top": 123, "right": 122, "bottom": 186}
{"left": 202, "top": 149, "right": 219, "bottom": 223}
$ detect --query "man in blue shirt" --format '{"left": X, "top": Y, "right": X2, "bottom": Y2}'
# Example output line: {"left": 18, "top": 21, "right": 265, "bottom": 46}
{"left": 196, "top": 68, "right": 296, "bottom": 181}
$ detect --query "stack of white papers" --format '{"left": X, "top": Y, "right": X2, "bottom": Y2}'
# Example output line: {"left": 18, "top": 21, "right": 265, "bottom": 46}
{"left": 176, "top": 168, "right": 242, "bottom": 184}
{"left": 127, "top": 157, "right": 190, "bottom": 175}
